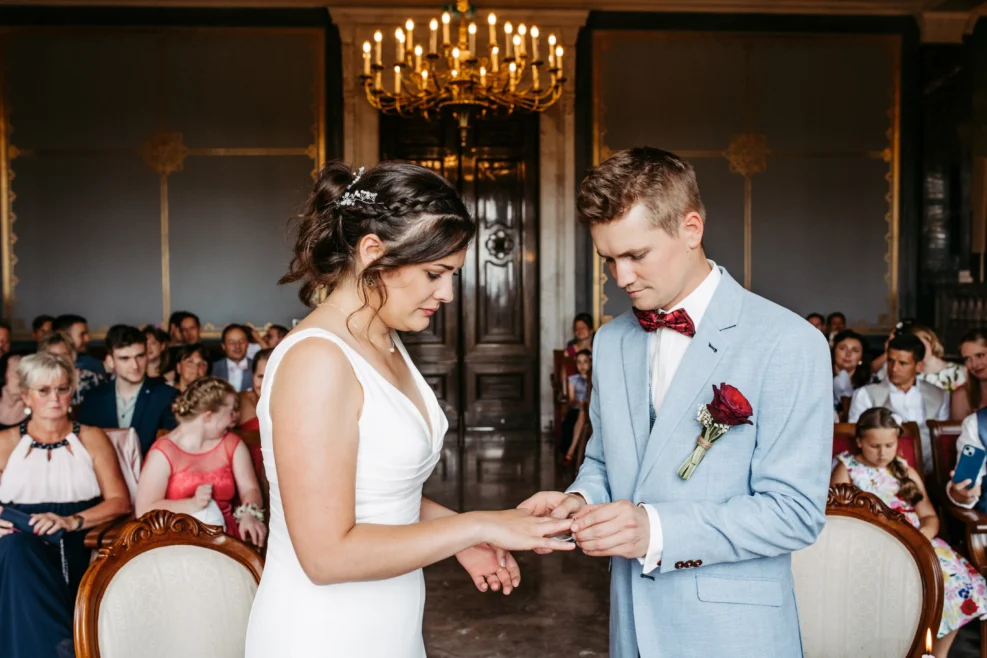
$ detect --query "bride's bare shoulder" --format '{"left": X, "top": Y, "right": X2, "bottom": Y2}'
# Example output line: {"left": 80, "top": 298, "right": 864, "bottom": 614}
{"left": 273, "top": 331, "right": 357, "bottom": 390}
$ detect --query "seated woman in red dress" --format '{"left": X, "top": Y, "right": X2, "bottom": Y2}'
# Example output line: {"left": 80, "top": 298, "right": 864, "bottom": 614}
{"left": 238, "top": 348, "right": 272, "bottom": 432}
{"left": 135, "top": 377, "right": 267, "bottom": 547}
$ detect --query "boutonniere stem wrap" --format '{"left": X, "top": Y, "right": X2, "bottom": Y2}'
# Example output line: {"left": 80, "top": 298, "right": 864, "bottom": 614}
{"left": 677, "top": 383, "right": 753, "bottom": 481}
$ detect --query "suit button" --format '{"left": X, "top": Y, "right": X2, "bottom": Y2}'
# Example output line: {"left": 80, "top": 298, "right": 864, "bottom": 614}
{"left": 695, "top": 560, "right": 702, "bottom": 567}
{"left": 674, "top": 561, "right": 684, "bottom": 570}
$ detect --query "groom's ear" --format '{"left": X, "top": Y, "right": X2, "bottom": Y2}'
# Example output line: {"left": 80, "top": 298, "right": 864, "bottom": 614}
{"left": 680, "top": 211, "right": 705, "bottom": 250}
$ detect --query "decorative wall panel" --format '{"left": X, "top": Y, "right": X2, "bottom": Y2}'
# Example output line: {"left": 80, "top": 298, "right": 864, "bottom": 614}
{"left": 0, "top": 27, "right": 324, "bottom": 336}
{"left": 593, "top": 31, "right": 899, "bottom": 332}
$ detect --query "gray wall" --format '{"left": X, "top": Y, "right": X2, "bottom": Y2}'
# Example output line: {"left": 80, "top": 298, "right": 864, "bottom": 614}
{"left": 2, "top": 27, "right": 322, "bottom": 336}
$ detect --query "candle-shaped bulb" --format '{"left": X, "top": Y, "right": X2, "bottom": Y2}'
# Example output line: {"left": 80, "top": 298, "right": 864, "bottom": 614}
{"left": 468, "top": 22, "right": 477, "bottom": 55}
{"left": 469, "top": 23, "right": 477, "bottom": 35}
{"left": 374, "top": 30, "right": 383, "bottom": 43}
{"left": 374, "top": 30, "right": 383, "bottom": 65}
{"left": 452, "top": 46, "right": 460, "bottom": 72}
{"left": 480, "top": 65, "right": 486, "bottom": 85}
{"left": 429, "top": 18, "right": 438, "bottom": 54}
{"left": 509, "top": 61, "right": 517, "bottom": 91}
{"left": 530, "top": 26, "right": 539, "bottom": 38}
{"left": 509, "top": 61, "right": 517, "bottom": 73}
{"left": 548, "top": 34, "right": 556, "bottom": 46}
{"left": 430, "top": 18, "right": 438, "bottom": 30}
{"left": 530, "top": 26, "right": 539, "bottom": 61}
{"left": 504, "top": 21, "right": 513, "bottom": 35}
{"left": 396, "top": 28, "right": 405, "bottom": 42}
{"left": 363, "top": 41, "right": 371, "bottom": 75}
{"left": 414, "top": 44, "right": 423, "bottom": 72}
{"left": 452, "top": 46, "right": 460, "bottom": 59}
{"left": 421, "top": 69, "right": 428, "bottom": 89}
{"left": 518, "top": 24, "right": 527, "bottom": 36}
{"left": 555, "top": 44, "right": 564, "bottom": 71}
{"left": 488, "top": 13, "right": 496, "bottom": 25}
{"left": 405, "top": 19, "right": 414, "bottom": 31}
{"left": 441, "top": 12, "right": 450, "bottom": 24}
{"left": 488, "top": 12, "right": 498, "bottom": 47}
{"left": 441, "top": 11, "right": 451, "bottom": 45}
{"left": 415, "top": 45, "right": 423, "bottom": 55}
{"left": 504, "top": 21, "right": 514, "bottom": 58}
{"left": 405, "top": 19, "right": 414, "bottom": 52}
{"left": 491, "top": 45, "right": 499, "bottom": 72}
{"left": 513, "top": 34, "right": 521, "bottom": 48}
{"left": 363, "top": 41, "right": 371, "bottom": 53}
{"left": 394, "top": 65, "right": 401, "bottom": 93}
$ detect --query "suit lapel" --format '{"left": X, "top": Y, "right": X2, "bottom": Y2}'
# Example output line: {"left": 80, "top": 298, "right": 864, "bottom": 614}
{"left": 131, "top": 381, "right": 151, "bottom": 429}
{"left": 634, "top": 271, "right": 744, "bottom": 491}
{"left": 621, "top": 325, "right": 649, "bottom": 462}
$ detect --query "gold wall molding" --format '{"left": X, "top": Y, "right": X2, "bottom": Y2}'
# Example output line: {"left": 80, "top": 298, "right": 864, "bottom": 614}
{"left": 592, "top": 30, "right": 900, "bottom": 331}
{"left": 0, "top": 27, "right": 326, "bottom": 336}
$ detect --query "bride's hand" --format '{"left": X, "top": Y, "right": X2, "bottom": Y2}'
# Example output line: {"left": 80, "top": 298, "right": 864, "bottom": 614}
{"left": 476, "top": 509, "right": 576, "bottom": 552}
{"left": 456, "top": 544, "right": 521, "bottom": 595}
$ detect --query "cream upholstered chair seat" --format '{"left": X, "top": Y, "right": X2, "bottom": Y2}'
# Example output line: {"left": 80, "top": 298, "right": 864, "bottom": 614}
{"left": 75, "top": 510, "right": 264, "bottom": 658}
{"left": 792, "top": 484, "right": 943, "bottom": 658}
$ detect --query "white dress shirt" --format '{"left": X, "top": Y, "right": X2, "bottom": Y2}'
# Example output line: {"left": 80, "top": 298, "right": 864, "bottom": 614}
{"left": 227, "top": 358, "right": 249, "bottom": 391}
{"left": 847, "top": 381, "right": 949, "bottom": 425}
{"left": 637, "top": 262, "right": 721, "bottom": 574}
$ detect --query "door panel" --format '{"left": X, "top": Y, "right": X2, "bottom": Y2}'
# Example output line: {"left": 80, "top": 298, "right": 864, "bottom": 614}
{"left": 380, "top": 114, "right": 539, "bottom": 430}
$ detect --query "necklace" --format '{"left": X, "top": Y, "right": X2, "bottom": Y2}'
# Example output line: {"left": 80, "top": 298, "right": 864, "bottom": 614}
{"left": 323, "top": 302, "right": 396, "bottom": 354}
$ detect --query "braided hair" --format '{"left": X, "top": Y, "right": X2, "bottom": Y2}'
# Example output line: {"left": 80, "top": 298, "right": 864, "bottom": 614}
{"left": 855, "top": 407, "right": 923, "bottom": 506}
{"left": 172, "top": 376, "right": 236, "bottom": 422}
{"left": 280, "top": 161, "right": 476, "bottom": 306}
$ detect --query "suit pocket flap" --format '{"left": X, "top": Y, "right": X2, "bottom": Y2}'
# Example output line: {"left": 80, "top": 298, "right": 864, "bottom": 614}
{"left": 696, "top": 576, "right": 782, "bottom": 607}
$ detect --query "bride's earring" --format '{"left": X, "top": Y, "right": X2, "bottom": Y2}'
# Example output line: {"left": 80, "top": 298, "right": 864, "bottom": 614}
{"left": 365, "top": 273, "right": 376, "bottom": 288}
{"left": 23, "top": 407, "right": 31, "bottom": 416}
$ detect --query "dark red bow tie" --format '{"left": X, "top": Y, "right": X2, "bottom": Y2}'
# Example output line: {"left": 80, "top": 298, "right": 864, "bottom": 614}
{"left": 633, "top": 307, "right": 696, "bottom": 337}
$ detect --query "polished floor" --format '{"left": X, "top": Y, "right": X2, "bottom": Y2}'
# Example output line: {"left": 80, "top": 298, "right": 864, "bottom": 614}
{"left": 419, "top": 431, "right": 980, "bottom": 658}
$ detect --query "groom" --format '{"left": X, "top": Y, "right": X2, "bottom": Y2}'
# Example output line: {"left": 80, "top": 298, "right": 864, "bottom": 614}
{"left": 522, "top": 147, "right": 832, "bottom": 657}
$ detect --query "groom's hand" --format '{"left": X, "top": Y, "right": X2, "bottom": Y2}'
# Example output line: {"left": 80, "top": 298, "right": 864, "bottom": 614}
{"left": 570, "top": 500, "right": 649, "bottom": 559}
{"left": 517, "top": 491, "right": 586, "bottom": 554}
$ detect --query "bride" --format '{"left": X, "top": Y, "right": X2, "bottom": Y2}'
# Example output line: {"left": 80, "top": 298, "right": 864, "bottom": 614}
{"left": 244, "top": 161, "right": 575, "bottom": 657}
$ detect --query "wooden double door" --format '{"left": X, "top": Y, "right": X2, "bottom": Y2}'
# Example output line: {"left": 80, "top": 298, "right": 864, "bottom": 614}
{"left": 380, "top": 114, "right": 540, "bottom": 430}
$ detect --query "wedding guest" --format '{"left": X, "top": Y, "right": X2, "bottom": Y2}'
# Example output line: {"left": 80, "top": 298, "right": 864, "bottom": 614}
{"left": 170, "top": 343, "right": 210, "bottom": 393}
{"left": 0, "top": 352, "right": 28, "bottom": 430}
{"left": 832, "top": 408, "right": 987, "bottom": 658}
{"left": 562, "top": 349, "right": 592, "bottom": 466}
{"left": 167, "top": 311, "right": 190, "bottom": 345}
{"left": 38, "top": 331, "right": 104, "bottom": 408}
{"left": 31, "top": 315, "right": 54, "bottom": 344}
{"left": 142, "top": 326, "right": 171, "bottom": 380}
{"left": 831, "top": 330, "right": 870, "bottom": 408}
{"left": 901, "top": 322, "right": 966, "bottom": 393}
{"left": 238, "top": 349, "right": 272, "bottom": 432}
{"left": 952, "top": 329, "right": 987, "bottom": 420}
{"left": 946, "top": 410, "right": 987, "bottom": 510}
{"left": 212, "top": 324, "right": 252, "bottom": 392}
{"left": 135, "top": 377, "right": 266, "bottom": 546}
{"left": 0, "top": 322, "right": 11, "bottom": 358}
{"left": 826, "top": 311, "right": 846, "bottom": 345}
{"left": 265, "top": 324, "right": 289, "bottom": 349}
{"left": 0, "top": 353, "right": 129, "bottom": 658}
{"left": 177, "top": 312, "right": 202, "bottom": 345}
{"left": 848, "top": 333, "right": 948, "bottom": 474}
{"left": 806, "top": 312, "right": 826, "bottom": 332}
{"left": 52, "top": 314, "right": 103, "bottom": 376}
{"left": 78, "top": 325, "right": 178, "bottom": 456}
{"left": 564, "top": 313, "right": 594, "bottom": 378}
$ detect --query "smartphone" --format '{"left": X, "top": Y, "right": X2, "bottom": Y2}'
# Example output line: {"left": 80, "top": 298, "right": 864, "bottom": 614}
{"left": 953, "top": 444, "right": 987, "bottom": 486}
{"left": 0, "top": 506, "right": 64, "bottom": 544}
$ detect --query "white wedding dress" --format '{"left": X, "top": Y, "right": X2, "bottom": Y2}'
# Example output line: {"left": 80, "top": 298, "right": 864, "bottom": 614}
{"left": 244, "top": 327, "right": 446, "bottom": 657}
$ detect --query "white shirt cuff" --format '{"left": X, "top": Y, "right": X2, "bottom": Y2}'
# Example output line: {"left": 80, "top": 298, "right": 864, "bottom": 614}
{"left": 565, "top": 490, "right": 591, "bottom": 507}
{"left": 947, "top": 485, "right": 979, "bottom": 510}
{"left": 636, "top": 503, "right": 664, "bottom": 574}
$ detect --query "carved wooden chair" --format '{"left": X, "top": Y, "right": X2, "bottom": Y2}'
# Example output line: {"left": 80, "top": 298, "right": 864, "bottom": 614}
{"left": 832, "top": 422, "right": 924, "bottom": 472}
{"left": 792, "top": 484, "right": 943, "bottom": 657}
{"left": 75, "top": 510, "right": 264, "bottom": 658}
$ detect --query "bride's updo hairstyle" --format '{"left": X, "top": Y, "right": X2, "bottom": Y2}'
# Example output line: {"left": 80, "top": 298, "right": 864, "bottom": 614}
{"left": 281, "top": 160, "right": 475, "bottom": 306}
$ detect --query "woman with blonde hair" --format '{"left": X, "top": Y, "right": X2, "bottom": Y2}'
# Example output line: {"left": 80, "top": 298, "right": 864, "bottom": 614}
{"left": 135, "top": 376, "right": 266, "bottom": 547}
{"left": 0, "top": 353, "right": 129, "bottom": 658}
{"left": 37, "top": 331, "right": 104, "bottom": 407}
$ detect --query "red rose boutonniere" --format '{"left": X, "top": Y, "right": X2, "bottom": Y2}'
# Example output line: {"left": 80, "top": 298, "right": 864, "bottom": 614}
{"left": 677, "top": 383, "right": 754, "bottom": 481}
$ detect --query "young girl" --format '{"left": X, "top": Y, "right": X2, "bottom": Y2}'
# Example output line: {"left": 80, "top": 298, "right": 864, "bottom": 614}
{"left": 135, "top": 377, "right": 266, "bottom": 547}
{"left": 563, "top": 349, "right": 591, "bottom": 466}
{"left": 831, "top": 407, "right": 987, "bottom": 657}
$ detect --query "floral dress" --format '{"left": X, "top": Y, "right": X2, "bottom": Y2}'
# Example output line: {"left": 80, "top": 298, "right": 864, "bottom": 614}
{"left": 838, "top": 452, "right": 987, "bottom": 637}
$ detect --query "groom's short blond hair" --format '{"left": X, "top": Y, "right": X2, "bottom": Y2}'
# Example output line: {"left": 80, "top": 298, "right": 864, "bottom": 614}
{"left": 577, "top": 147, "right": 706, "bottom": 235}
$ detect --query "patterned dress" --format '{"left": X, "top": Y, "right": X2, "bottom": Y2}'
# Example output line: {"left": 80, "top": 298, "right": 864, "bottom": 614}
{"left": 838, "top": 452, "right": 987, "bottom": 637}
{"left": 919, "top": 362, "right": 967, "bottom": 393}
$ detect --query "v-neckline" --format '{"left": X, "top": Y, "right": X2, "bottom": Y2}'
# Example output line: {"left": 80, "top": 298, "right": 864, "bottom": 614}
{"left": 332, "top": 331, "right": 435, "bottom": 444}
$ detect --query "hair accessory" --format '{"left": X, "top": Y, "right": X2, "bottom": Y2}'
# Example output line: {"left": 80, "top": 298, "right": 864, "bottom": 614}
{"left": 338, "top": 166, "right": 378, "bottom": 207}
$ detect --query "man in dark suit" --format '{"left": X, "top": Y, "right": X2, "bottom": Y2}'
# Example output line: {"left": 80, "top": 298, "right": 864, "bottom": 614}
{"left": 78, "top": 324, "right": 178, "bottom": 456}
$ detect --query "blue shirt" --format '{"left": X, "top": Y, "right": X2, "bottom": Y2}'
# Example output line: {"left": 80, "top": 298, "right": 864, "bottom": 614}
{"left": 568, "top": 374, "right": 588, "bottom": 407}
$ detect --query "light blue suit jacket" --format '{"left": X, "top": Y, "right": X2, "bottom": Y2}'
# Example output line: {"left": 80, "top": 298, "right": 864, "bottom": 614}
{"left": 568, "top": 268, "right": 832, "bottom": 658}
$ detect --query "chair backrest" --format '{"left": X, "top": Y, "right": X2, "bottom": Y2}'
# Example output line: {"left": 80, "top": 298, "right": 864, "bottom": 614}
{"left": 927, "top": 420, "right": 963, "bottom": 489}
{"left": 792, "top": 484, "right": 943, "bottom": 658}
{"left": 101, "top": 428, "right": 142, "bottom": 507}
{"left": 75, "top": 510, "right": 264, "bottom": 658}
{"left": 833, "top": 422, "right": 923, "bottom": 472}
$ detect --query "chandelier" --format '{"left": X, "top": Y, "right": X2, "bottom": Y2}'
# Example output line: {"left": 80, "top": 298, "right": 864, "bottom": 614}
{"left": 359, "top": 1, "right": 566, "bottom": 144}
